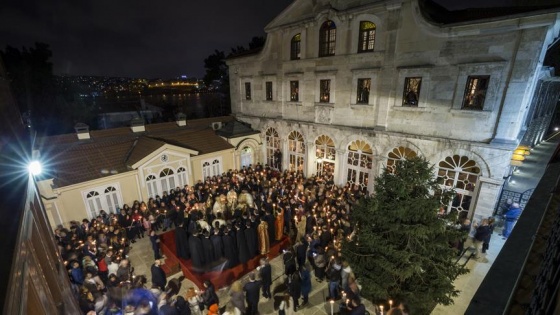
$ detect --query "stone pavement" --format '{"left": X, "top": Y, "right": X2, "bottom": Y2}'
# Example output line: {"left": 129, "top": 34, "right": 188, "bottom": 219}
{"left": 127, "top": 234, "right": 376, "bottom": 314}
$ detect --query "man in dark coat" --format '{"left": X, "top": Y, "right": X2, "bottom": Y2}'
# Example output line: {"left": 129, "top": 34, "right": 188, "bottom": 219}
{"left": 222, "top": 226, "right": 238, "bottom": 268}
{"left": 151, "top": 260, "right": 167, "bottom": 290}
{"left": 188, "top": 230, "right": 205, "bottom": 270}
{"left": 235, "top": 223, "right": 250, "bottom": 264}
{"left": 243, "top": 272, "right": 262, "bottom": 315}
{"left": 295, "top": 239, "right": 308, "bottom": 270}
{"left": 175, "top": 224, "right": 190, "bottom": 260}
{"left": 288, "top": 270, "right": 301, "bottom": 312}
{"left": 244, "top": 220, "right": 258, "bottom": 257}
{"left": 258, "top": 258, "right": 272, "bottom": 299}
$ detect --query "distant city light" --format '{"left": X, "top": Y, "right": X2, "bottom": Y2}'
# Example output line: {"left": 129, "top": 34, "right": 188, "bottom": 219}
{"left": 28, "top": 161, "right": 42, "bottom": 176}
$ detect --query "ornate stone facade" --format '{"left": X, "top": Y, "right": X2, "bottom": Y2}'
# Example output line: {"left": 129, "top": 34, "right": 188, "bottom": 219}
{"left": 227, "top": 0, "right": 560, "bottom": 220}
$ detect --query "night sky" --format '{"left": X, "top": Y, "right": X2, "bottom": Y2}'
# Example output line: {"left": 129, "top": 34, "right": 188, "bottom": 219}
{"left": 0, "top": 0, "right": 511, "bottom": 79}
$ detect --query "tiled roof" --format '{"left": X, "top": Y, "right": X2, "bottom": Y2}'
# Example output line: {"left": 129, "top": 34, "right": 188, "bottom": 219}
{"left": 38, "top": 116, "right": 239, "bottom": 188}
{"left": 216, "top": 120, "right": 260, "bottom": 138}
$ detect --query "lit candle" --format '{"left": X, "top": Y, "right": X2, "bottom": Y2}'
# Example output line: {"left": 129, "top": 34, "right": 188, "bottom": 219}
{"left": 329, "top": 299, "right": 334, "bottom": 315}
{"left": 389, "top": 300, "right": 393, "bottom": 308}
{"left": 380, "top": 305, "right": 384, "bottom": 315}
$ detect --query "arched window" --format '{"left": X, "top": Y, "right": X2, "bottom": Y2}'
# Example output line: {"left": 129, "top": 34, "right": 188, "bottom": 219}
{"left": 104, "top": 186, "right": 119, "bottom": 213}
{"left": 358, "top": 21, "right": 376, "bottom": 53}
{"left": 291, "top": 33, "right": 301, "bottom": 60}
{"left": 346, "top": 140, "right": 373, "bottom": 191}
{"left": 146, "top": 174, "right": 159, "bottom": 198}
{"left": 437, "top": 155, "right": 481, "bottom": 220}
{"left": 265, "top": 128, "right": 281, "bottom": 168}
{"left": 288, "top": 131, "right": 306, "bottom": 172}
{"left": 240, "top": 146, "right": 253, "bottom": 168}
{"left": 202, "top": 158, "right": 222, "bottom": 179}
{"left": 86, "top": 191, "right": 102, "bottom": 217}
{"left": 386, "top": 146, "right": 417, "bottom": 173}
{"left": 177, "top": 167, "right": 188, "bottom": 188}
{"left": 316, "top": 135, "right": 336, "bottom": 176}
{"left": 319, "top": 20, "right": 336, "bottom": 57}
{"left": 159, "top": 168, "right": 175, "bottom": 194}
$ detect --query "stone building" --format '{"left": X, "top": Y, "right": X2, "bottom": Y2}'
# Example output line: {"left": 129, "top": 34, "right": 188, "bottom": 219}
{"left": 226, "top": 0, "right": 560, "bottom": 221}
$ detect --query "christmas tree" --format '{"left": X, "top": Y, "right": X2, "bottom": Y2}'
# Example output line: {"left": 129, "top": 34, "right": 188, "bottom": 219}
{"left": 342, "top": 156, "right": 467, "bottom": 315}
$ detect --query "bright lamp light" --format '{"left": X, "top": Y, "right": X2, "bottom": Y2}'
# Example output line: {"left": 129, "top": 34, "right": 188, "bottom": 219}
{"left": 28, "top": 161, "right": 42, "bottom": 176}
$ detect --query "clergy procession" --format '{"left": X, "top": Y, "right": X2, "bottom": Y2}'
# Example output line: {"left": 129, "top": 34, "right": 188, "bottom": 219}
{"left": 54, "top": 163, "right": 380, "bottom": 315}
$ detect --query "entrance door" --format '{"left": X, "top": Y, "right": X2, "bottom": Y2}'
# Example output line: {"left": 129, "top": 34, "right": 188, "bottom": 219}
{"left": 241, "top": 146, "right": 253, "bottom": 168}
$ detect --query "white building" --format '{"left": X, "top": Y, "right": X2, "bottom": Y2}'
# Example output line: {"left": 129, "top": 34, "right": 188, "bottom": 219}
{"left": 227, "top": 0, "right": 560, "bottom": 221}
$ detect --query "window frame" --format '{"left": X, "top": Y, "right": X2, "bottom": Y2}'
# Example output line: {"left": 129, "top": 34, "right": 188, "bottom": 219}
{"left": 357, "top": 21, "right": 376, "bottom": 53}
{"left": 265, "top": 81, "right": 273, "bottom": 101}
{"left": 319, "top": 79, "right": 331, "bottom": 103}
{"left": 244, "top": 82, "right": 252, "bottom": 100}
{"left": 356, "top": 78, "right": 371, "bottom": 105}
{"left": 291, "top": 33, "right": 301, "bottom": 60}
{"left": 461, "top": 75, "right": 490, "bottom": 111}
{"left": 402, "top": 77, "right": 422, "bottom": 107}
{"left": 289, "top": 80, "right": 299, "bottom": 102}
{"left": 319, "top": 20, "right": 336, "bottom": 57}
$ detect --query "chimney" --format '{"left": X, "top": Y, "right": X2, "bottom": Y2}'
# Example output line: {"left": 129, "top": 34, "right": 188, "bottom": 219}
{"left": 74, "top": 123, "right": 90, "bottom": 140}
{"left": 176, "top": 112, "right": 187, "bottom": 127}
{"left": 131, "top": 117, "right": 145, "bottom": 133}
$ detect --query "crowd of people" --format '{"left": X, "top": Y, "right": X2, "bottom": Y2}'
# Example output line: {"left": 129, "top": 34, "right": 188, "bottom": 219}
{"left": 54, "top": 163, "right": 412, "bottom": 314}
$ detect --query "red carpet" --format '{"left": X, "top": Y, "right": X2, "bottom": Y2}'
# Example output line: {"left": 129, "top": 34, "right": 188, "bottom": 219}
{"left": 160, "top": 230, "right": 291, "bottom": 289}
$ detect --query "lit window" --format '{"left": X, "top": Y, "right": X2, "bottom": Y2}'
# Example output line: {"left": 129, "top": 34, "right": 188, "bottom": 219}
{"left": 346, "top": 140, "right": 373, "bottom": 192}
{"left": 356, "top": 78, "right": 371, "bottom": 104}
{"left": 288, "top": 131, "right": 306, "bottom": 172}
{"left": 437, "top": 155, "right": 481, "bottom": 220}
{"left": 386, "top": 146, "right": 417, "bottom": 173}
{"left": 462, "top": 76, "right": 489, "bottom": 110}
{"left": 319, "top": 20, "right": 336, "bottom": 57}
{"left": 358, "top": 21, "right": 376, "bottom": 53}
{"left": 320, "top": 79, "right": 330, "bottom": 103}
{"left": 403, "top": 77, "right": 422, "bottom": 106}
{"left": 265, "top": 128, "right": 281, "bottom": 168}
{"left": 291, "top": 33, "right": 301, "bottom": 60}
{"left": 290, "top": 81, "right": 299, "bottom": 102}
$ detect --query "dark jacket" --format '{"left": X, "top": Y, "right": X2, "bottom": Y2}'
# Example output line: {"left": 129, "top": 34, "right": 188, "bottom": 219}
{"left": 244, "top": 280, "right": 262, "bottom": 304}
{"left": 151, "top": 264, "right": 167, "bottom": 289}
{"left": 260, "top": 263, "right": 272, "bottom": 286}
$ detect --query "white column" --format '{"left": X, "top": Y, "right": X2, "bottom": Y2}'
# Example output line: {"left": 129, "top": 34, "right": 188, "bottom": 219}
{"left": 470, "top": 176, "right": 504, "bottom": 222}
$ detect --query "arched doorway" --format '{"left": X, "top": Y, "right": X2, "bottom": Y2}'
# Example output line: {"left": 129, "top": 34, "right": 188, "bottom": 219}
{"left": 240, "top": 146, "right": 253, "bottom": 168}
{"left": 437, "top": 155, "right": 481, "bottom": 220}
{"left": 315, "top": 135, "right": 336, "bottom": 176}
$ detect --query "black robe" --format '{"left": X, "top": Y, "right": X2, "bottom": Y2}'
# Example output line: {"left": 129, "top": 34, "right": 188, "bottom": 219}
{"left": 174, "top": 227, "right": 190, "bottom": 260}
{"left": 211, "top": 234, "right": 224, "bottom": 260}
{"left": 235, "top": 227, "right": 250, "bottom": 264}
{"left": 264, "top": 214, "right": 276, "bottom": 244}
{"left": 188, "top": 234, "right": 205, "bottom": 270}
{"left": 222, "top": 233, "right": 238, "bottom": 268}
{"left": 244, "top": 226, "right": 258, "bottom": 257}
{"left": 201, "top": 236, "right": 215, "bottom": 265}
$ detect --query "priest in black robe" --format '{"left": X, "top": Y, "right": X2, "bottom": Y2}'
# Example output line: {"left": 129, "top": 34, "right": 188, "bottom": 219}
{"left": 235, "top": 222, "right": 250, "bottom": 264}
{"left": 211, "top": 226, "right": 224, "bottom": 260}
{"left": 222, "top": 226, "right": 238, "bottom": 268}
{"left": 201, "top": 230, "right": 215, "bottom": 265}
{"left": 188, "top": 230, "right": 205, "bottom": 271}
{"left": 244, "top": 220, "right": 258, "bottom": 258}
{"left": 174, "top": 224, "right": 190, "bottom": 260}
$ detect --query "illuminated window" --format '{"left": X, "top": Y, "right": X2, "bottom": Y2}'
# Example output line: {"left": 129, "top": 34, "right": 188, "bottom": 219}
{"left": 288, "top": 131, "right": 306, "bottom": 172}
{"left": 177, "top": 167, "right": 188, "bottom": 188}
{"left": 146, "top": 175, "right": 159, "bottom": 198}
{"left": 316, "top": 135, "right": 336, "bottom": 176}
{"left": 462, "top": 76, "right": 489, "bottom": 110}
{"left": 290, "top": 81, "right": 299, "bottom": 102}
{"left": 265, "top": 128, "right": 281, "bottom": 167}
{"left": 403, "top": 77, "right": 422, "bottom": 106}
{"left": 346, "top": 140, "right": 373, "bottom": 191}
{"left": 202, "top": 158, "right": 222, "bottom": 179}
{"left": 437, "top": 155, "right": 481, "bottom": 220}
{"left": 266, "top": 81, "right": 273, "bottom": 101}
{"left": 319, "top": 20, "right": 336, "bottom": 57}
{"left": 291, "top": 33, "right": 301, "bottom": 60}
{"left": 320, "top": 79, "right": 330, "bottom": 103}
{"left": 245, "top": 82, "right": 251, "bottom": 100}
{"left": 358, "top": 21, "right": 376, "bottom": 53}
{"left": 104, "top": 186, "right": 120, "bottom": 213}
{"left": 356, "top": 78, "right": 371, "bottom": 104}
